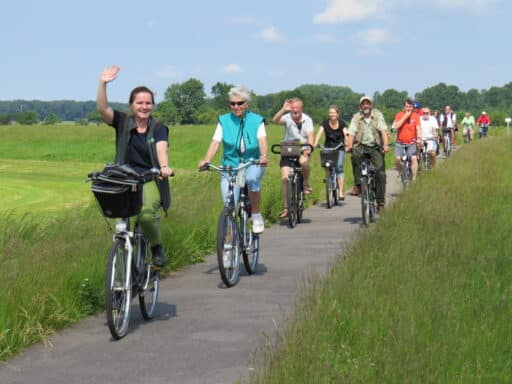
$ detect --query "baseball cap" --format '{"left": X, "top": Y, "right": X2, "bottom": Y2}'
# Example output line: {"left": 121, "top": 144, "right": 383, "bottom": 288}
{"left": 359, "top": 95, "right": 372, "bottom": 104}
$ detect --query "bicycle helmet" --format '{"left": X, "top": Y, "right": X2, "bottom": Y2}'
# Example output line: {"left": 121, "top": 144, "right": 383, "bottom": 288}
{"left": 412, "top": 100, "right": 421, "bottom": 109}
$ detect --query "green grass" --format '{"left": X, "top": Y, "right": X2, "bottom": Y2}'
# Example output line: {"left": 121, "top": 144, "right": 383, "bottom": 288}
{"left": 247, "top": 136, "right": 512, "bottom": 383}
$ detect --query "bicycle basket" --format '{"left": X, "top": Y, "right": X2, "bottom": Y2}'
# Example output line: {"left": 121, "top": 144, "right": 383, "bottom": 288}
{"left": 90, "top": 164, "right": 142, "bottom": 218}
{"left": 320, "top": 151, "right": 338, "bottom": 167}
{"left": 280, "top": 141, "right": 301, "bottom": 158}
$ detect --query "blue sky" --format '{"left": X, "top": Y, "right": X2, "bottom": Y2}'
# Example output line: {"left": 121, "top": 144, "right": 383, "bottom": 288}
{"left": 2, "top": 0, "right": 509, "bottom": 103}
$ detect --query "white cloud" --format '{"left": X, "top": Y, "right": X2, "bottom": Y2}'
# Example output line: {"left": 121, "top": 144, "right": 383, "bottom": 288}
{"left": 313, "top": 0, "right": 380, "bottom": 23}
{"left": 156, "top": 64, "right": 179, "bottom": 78}
{"left": 356, "top": 27, "right": 393, "bottom": 45}
{"left": 223, "top": 64, "right": 243, "bottom": 74}
{"left": 260, "top": 26, "right": 284, "bottom": 43}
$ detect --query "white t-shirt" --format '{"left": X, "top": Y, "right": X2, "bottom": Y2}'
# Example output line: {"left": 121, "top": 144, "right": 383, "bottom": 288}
{"left": 419, "top": 116, "right": 439, "bottom": 140}
{"left": 212, "top": 122, "right": 266, "bottom": 142}
{"left": 279, "top": 112, "right": 314, "bottom": 142}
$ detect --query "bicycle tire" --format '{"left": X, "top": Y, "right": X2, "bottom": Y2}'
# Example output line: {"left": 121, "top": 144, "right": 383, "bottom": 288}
{"left": 241, "top": 207, "right": 259, "bottom": 274}
{"left": 105, "top": 238, "right": 132, "bottom": 340}
{"left": 287, "top": 175, "right": 297, "bottom": 228}
{"left": 297, "top": 173, "right": 304, "bottom": 223}
{"left": 325, "top": 169, "right": 335, "bottom": 209}
{"left": 216, "top": 208, "right": 240, "bottom": 287}
{"left": 361, "top": 179, "right": 370, "bottom": 226}
{"left": 400, "top": 162, "right": 409, "bottom": 192}
{"left": 138, "top": 233, "right": 159, "bottom": 320}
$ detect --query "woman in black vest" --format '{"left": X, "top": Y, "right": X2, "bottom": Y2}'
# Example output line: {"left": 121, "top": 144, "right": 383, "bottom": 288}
{"left": 97, "top": 65, "right": 173, "bottom": 268}
{"left": 313, "top": 105, "right": 348, "bottom": 200}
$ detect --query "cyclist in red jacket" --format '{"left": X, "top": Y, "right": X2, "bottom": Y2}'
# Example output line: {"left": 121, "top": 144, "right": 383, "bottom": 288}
{"left": 476, "top": 111, "right": 491, "bottom": 138}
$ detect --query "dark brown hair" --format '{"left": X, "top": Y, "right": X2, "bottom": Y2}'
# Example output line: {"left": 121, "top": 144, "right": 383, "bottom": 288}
{"left": 129, "top": 86, "right": 155, "bottom": 105}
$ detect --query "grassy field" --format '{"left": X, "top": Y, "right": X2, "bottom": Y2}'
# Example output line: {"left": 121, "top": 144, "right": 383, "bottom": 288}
{"left": 0, "top": 122, "right": 333, "bottom": 359}
{"left": 1, "top": 122, "right": 507, "bottom": 361}
{"left": 247, "top": 136, "right": 512, "bottom": 383}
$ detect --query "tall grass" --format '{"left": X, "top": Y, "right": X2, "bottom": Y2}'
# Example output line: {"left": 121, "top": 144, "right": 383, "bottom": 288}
{"left": 248, "top": 137, "right": 512, "bottom": 383}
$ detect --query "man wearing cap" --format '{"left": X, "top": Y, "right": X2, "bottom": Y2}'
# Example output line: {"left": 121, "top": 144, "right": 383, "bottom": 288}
{"left": 345, "top": 96, "right": 390, "bottom": 213}
{"left": 476, "top": 111, "right": 490, "bottom": 138}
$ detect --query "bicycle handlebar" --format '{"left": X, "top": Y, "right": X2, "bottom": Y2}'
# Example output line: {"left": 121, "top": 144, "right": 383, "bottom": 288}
{"left": 86, "top": 166, "right": 173, "bottom": 183}
{"left": 270, "top": 143, "right": 314, "bottom": 155}
{"left": 199, "top": 159, "right": 260, "bottom": 174}
{"left": 317, "top": 142, "right": 344, "bottom": 152}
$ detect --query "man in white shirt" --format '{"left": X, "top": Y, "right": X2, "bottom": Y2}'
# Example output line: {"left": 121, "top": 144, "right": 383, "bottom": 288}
{"left": 419, "top": 107, "right": 439, "bottom": 167}
{"left": 272, "top": 97, "right": 314, "bottom": 218}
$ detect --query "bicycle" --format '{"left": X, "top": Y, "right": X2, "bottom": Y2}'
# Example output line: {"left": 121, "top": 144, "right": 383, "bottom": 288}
{"left": 396, "top": 142, "right": 414, "bottom": 191}
{"left": 356, "top": 149, "right": 378, "bottom": 226}
{"left": 442, "top": 129, "right": 452, "bottom": 157}
{"left": 479, "top": 124, "right": 489, "bottom": 139}
{"left": 200, "top": 160, "right": 261, "bottom": 287}
{"left": 463, "top": 128, "right": 472, "bottom": 143}
{"left": 318, "top": 143, "right": 344, "bottom": 209}
{"left": 271, "top": 142, "right": 314, "bottom": 228}
{"left": 419, "top": 139, "right": 434, "bottom": 172}
{"left": 87, "top": 164, "right": 162, "bottom": 339}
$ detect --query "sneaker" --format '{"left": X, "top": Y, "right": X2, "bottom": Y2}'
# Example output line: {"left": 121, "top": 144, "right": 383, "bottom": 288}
{"left": 151, "top": 244, "right": 166, "bottom": 268}
{"left": 252, "top": 214, "right": 265, "bottom": 234}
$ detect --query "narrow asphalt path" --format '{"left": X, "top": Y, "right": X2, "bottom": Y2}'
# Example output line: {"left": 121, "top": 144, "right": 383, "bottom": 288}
{"left": 1, "top": 171, "right": 404, "bottom": 384}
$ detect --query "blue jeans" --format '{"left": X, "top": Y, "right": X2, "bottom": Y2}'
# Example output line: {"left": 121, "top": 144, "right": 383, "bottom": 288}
{"left": 220, "top": 164, "right": 266, "bottom": 205}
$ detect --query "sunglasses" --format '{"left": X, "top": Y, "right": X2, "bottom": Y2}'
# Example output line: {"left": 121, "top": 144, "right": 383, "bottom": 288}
{"left": 230, "top": 101, "right": 246, "bottom": 106}
{"left": 422, "top": 112, "right": 430, "bottom": 115}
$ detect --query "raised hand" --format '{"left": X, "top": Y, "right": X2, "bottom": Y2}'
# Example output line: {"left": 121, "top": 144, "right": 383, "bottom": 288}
{"left": 100, "top": 65, "right": 120, "bottom": 83}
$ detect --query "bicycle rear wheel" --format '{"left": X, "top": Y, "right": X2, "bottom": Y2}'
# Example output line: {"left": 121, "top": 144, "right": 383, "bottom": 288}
{"left": 217, "top": 208, "right": 240, "bottom": 287}
{"left": 105, "top": 238, "right": 132, "bottom": 339}
{"left": 287, "top": 176, "right": 297, "bottom": 228}
{"left": 361, "top": 179, "right": 370, "bottom": 226}
{"left": 241, "top": 208, "right": 259, "bottom": 274}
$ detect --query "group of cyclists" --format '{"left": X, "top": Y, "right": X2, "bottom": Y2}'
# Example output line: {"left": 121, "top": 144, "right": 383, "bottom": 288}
{"left": 96, "top": 65, "right": 491, "bottom": 269}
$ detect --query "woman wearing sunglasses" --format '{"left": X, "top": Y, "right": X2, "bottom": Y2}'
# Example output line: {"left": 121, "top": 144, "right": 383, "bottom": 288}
{"left": 198, "top": 86, "right": 268, "bottom": 233}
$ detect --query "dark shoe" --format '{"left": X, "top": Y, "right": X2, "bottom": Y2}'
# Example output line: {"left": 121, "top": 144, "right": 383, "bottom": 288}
{"left": 151, "top": 244, "right": 166, "bottom": 268}
{"left": 350, "top": 186, "right": 360, "bottom": 196}
{"left": 339, "top": 195, "right": 345, "bottom": 201}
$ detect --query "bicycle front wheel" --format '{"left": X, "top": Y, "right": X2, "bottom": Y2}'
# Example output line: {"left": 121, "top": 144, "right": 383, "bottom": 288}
{"left": 139, "top": 237, "right": 159, "bottom": 321}
{"left": 287, "top": 176, "right": 297, "bottom": 228}
{"left": 105, "top": 239, "right": 132, "bottom": 339}
{"left": 361, "top": 179, "right": 370, "bottom": 226}
{"left": 325, "top": 170, "right": 335, "bottom": 209}
{"left": 217, "top": 208, "right": 240, "bottom": 287}
{"left": 297, "top": 174, "right": 304, "bottom": 223}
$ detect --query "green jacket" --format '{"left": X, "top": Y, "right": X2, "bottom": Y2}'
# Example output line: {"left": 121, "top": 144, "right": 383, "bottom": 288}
{"left": 348, "top": 108, "right": 387, "bottom": 148}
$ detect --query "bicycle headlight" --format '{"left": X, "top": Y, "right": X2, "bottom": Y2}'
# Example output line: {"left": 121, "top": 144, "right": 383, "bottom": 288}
{"left": 115, "top": 221, "right": 127, "bottom": 233}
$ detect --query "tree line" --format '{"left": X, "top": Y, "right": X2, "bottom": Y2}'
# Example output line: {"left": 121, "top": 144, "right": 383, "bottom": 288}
{"left": 1, "top": 81, "right": 511, "bottom": 126}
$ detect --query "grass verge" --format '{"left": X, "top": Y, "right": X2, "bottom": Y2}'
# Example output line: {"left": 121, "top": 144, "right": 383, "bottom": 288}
{"left": 247, "top": 136, "right": 512, "bottom": 383}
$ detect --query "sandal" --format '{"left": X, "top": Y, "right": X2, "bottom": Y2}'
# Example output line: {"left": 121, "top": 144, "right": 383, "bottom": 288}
{"left": 279, "top": 209, "right": 288, "bottom": 218}
{"left": 303, "top": 186, "right": 313, "bottom": 195}
{"left": 338, "top": 195, "right": 345, "bottom": 201}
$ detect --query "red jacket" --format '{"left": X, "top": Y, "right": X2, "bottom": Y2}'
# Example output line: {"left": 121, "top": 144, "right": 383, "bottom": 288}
{"left": 477, "top": 115, "right": 490, "bottom": 125}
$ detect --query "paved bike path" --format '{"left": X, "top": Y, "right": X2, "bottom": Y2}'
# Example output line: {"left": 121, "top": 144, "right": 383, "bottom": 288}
{"left": 1, "top": 173, "right": 403, "bottom": 384}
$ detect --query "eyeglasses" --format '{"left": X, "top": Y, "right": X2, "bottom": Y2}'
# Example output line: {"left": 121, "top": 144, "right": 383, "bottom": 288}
{"left": 230, "top": 101, "right": 246, "bottom": 106}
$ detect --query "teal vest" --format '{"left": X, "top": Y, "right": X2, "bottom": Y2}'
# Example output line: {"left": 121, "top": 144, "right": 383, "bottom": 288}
{"left": 218, "top": 111, "right": 264, "bottom": 167}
